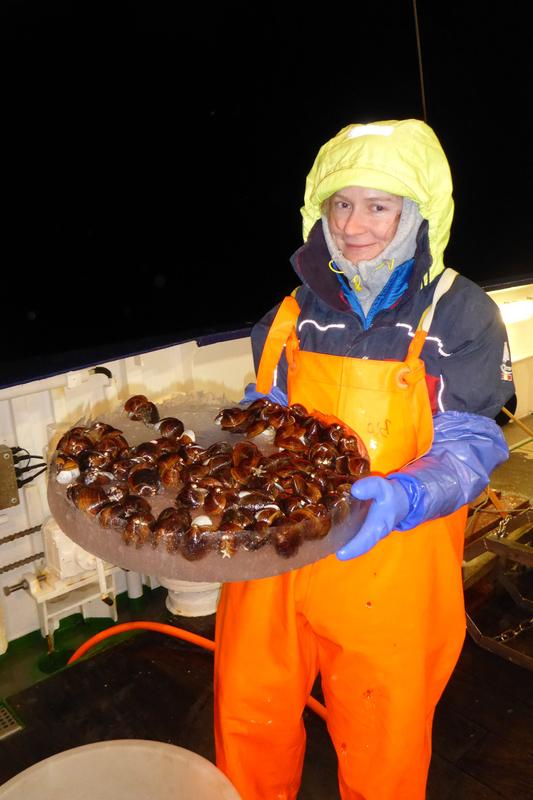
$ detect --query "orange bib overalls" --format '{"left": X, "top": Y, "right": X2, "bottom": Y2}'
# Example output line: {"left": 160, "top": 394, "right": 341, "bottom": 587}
{"left": 215, "top": 290, "right": 467, "bottom": 800}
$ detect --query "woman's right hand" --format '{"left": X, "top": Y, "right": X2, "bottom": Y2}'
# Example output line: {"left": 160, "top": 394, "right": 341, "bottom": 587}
{"left": 240, "top": 382, "right": 288, "bottom": 406}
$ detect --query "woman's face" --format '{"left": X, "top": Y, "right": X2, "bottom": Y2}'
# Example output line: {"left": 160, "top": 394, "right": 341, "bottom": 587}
{"left": 327, "top": 186, "right": 403, "bottom": 263}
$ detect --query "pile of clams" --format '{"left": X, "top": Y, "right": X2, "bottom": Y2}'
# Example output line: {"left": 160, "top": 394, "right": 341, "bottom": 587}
{"left": 53, "top": 394, "right": 370, "bottom": 561}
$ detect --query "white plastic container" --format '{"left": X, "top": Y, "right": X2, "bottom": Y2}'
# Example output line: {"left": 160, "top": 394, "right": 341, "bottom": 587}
{"left": 0, "top": 739, "right": 241, "bottom": 799}
{"left": 158, "top": 577, "right": 221, "bottom": 616}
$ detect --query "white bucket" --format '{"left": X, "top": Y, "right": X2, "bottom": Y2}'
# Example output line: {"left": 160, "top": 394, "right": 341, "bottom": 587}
{"left": 0, "top": 740, "right": 241, "bottom": 799}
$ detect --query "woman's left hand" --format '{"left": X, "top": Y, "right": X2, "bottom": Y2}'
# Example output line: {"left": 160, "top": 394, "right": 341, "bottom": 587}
{"left": 336, "top": 411, "right": 510, "bottom": 560}
{"left": 336, "top": 477, "right": 411, "bottom": 560}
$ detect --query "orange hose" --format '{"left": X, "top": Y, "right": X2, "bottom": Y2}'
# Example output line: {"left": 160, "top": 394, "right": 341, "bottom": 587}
{"left": 68, "top": 621, "right": 215, "bottom": 661}
{"left": 304, "top": 694, "right": 327, "bottom": 720}
{"left": 67, "top": 621, "right": 327, "bottom": 721}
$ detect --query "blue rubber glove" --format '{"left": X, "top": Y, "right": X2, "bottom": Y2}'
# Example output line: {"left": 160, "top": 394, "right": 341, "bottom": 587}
{"left": 240, "top": 382, "right": 288, "bottom": 406}
{"left": 388, "top": 411, "right": 509, "bottom": 529}
{"left": 337, "top": 477, "right": 410, "bottom": 560}
{"left": 337, "top": 410, "right": 509, "bottom": 561}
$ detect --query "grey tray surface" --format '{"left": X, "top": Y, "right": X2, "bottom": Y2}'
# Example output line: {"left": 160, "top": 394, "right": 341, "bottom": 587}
{"left": 47, "top": 395, "right": 370, "bottom": 582}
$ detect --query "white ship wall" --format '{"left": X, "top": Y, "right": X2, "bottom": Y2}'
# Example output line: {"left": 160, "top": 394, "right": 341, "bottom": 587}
{"left": 488, "top": 284, "right": 533, "bottom": 419}
{"left": 0, "top": 335, "right": 255, "bottom": 646}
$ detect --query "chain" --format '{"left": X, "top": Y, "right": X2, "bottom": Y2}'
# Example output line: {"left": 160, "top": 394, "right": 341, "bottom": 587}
{"left": 485, "top": 510, "right": 533, "bottom": 642}
{"left": 494, "top": 616, "right": 533, "bottom": 642}
{"left": 494, "top": 515, "right": 512, "bottom": 538}
{"left": 0, "top": 552, "right": 44, "bottom": 575}
{"left": 0, "top": 525, "right": 41, "bottom": 546}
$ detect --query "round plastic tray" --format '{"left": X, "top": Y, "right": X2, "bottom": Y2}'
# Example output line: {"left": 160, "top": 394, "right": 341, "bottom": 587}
{"left": 47, "top": 394, "right": 370, "bottom": 583}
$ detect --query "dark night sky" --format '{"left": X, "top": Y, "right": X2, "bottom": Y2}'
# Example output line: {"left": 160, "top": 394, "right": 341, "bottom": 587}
{"left": 2, "top": 1, "right": 532, "bottom": 381}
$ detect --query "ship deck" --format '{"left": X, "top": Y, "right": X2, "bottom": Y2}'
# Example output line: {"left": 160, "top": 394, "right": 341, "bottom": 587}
{"left": 1, "top": 416, "right": 532, "bottom": 799}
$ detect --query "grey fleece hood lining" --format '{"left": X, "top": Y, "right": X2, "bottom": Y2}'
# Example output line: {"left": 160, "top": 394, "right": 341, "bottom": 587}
{"left": 322, "top": 198, "right": 424, "bottom": 315}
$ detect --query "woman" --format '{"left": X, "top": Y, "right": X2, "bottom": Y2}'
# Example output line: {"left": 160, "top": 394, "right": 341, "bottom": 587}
{"left": 214, "top": 119, "right": 514, "bottom": 799}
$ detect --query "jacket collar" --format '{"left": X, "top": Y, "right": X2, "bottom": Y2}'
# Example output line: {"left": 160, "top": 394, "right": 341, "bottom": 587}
{"left": 290, "top": 219, "right": 433, "bottom": 314}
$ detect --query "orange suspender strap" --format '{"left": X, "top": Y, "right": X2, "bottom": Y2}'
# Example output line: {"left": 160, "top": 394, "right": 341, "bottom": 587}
{"left": 255, "top": 296, "right": 301, "bottom": 394}
{"left": 405, "top": 268, "right": 459, "bottom": 370}
{"left": 405, "top": 329, "right": 427, "bottom": 362}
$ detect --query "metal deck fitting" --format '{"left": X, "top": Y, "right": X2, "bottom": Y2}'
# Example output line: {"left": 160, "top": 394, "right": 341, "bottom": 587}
{"left": 0, "top": 701, "right": 23, "bottom": 740}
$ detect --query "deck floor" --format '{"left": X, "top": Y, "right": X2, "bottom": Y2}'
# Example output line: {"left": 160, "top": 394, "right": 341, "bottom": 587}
{"left": 0, "top": 590, "right": 532, "bottom": 799}
{"left": 0, "top": 416, "right": 532, "bottom": 798}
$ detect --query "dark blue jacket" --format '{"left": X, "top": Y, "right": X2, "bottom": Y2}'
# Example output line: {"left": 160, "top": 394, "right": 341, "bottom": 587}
{"left": 252, "top": 220, "right": 515, "bottom": 420}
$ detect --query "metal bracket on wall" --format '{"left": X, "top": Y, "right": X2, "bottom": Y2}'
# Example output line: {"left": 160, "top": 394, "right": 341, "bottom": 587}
{"left": 0, "top": 446, "right": 19, "bottom": 510}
